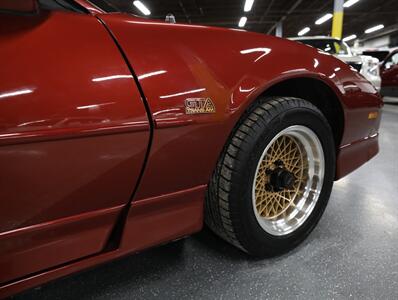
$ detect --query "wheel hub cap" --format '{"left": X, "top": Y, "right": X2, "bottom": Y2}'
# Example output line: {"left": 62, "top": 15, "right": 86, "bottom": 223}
{"left": 267, "top": 165, "right": 296, "bottom": 192}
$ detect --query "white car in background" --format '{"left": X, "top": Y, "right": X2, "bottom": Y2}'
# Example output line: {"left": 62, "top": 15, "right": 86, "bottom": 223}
{"left": 290, "top": 36, "right": 381, "bottom": 91}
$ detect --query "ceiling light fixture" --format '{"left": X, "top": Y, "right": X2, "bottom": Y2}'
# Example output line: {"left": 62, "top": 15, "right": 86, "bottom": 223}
{"left": 133, "top": 1, "right": 151, "bottom": 15}
{"left": 315, "top": 13, "right": 333, "bottom": 25}
{"left": 298, "top": 27, "right": 310, "bottom": 36}
{"left": 364, "top": 24, "right": 384, "bottom": 34}
{"left": 342, "top": 34, "right": 357, "bottom": 42}
{"left": 244, "top": 0, "right": 255, "bottom": 12}
{"left": 239, "top": 16, "right": 247, "bottom": 28}
{"left": 344, "top": 0, "right": 360, "bottom": 8}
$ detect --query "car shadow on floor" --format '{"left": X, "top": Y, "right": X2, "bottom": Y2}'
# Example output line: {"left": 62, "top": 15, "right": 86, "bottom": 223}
{"left": 12, "top": 229, "right": 262, "bottom": 299}
{"left": 13, "top": 227, "right": 311, "bottom": 300}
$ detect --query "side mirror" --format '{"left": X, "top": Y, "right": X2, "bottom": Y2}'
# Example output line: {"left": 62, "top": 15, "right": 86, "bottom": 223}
{"left": 384, "top": 62, "right": 393, "bottom": 70}
{"left": 0, "top": 0, "right": 39, "bottom": 14}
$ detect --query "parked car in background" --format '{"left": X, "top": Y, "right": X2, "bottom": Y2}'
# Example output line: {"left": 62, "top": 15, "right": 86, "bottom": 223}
{"left": 290, "top": 36, "right": 381, "bottom": 91}
{"left": 380, "top": 49, "right": 398, "bottom": 97}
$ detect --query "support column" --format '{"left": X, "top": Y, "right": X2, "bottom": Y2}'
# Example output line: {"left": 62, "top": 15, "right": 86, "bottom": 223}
{"left": 332, "top": 0, "right": 344, "bottom": 39}
{"left": 275, "top": 21, "right": 283, "bottom": 37}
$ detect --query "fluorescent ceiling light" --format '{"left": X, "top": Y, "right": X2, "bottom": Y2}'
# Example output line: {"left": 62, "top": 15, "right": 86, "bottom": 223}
{"left": 0, "top": 88, "right": 33, "bottom": 99}
{"left": 298, "top": 27, "right": 310, "bottom": 36}
{"left": 239, "top": 16, "right": 247, "bottom": 28}
{"left": 244, "top": 0, "right": 255, "bottom": 12}
{"left": 160, "top": 88, "right": 206, "bottom": 99}
{"left": 344, "top": 0, "right": 360, "bottom": 8}
{"left": 343, "top": 34, "right": 357, "bottom": 42}
{"left": 138, "top": 70, "right": 167, "bottom": 80}
{"left": 92, "top": 75, "right": 132, "bottom": 82}
{"left": 133, "top": 1, "right": 151, "bottom": 15}
{"left": 364, "top": 24, "right": 384, "bottom": 34}
{"left": 315, "top": 13, "right": 333, "bottom": 25}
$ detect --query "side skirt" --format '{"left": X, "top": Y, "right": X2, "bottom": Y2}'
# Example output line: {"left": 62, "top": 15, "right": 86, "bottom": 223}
{"left": 0, "top": 185, "right": 205, "bottom": 299}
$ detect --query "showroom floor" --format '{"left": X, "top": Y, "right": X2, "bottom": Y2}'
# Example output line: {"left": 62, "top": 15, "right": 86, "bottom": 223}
{"left": 15, "top": 104, "right": 398, "bottom": 300}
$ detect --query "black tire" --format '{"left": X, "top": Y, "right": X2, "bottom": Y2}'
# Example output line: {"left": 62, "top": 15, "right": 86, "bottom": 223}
{"left": 205, "top": 97, "right": 336, "bottom": 257}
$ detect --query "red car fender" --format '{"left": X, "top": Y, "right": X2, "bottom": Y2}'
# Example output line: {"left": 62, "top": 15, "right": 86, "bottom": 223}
{"left": 98, "top": 14, "right": 382, "bottom": 202}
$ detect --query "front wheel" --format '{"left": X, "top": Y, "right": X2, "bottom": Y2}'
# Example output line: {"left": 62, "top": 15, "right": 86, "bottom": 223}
{"left": 205, "top": 97, "right": 336, "bottom": 256}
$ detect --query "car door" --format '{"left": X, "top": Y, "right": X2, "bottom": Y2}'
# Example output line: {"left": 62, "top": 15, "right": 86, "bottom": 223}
{"left": 381, "top": 51, "right": 398, "bottom": 96}
{"left": 0, "top": 2, "right": 150, "bottom": 284}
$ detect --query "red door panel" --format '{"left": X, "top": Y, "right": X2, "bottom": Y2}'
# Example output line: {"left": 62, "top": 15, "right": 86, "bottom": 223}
{"left": 381, "top": 52, "right": 398, "bottom": 87}
{"left": 0, "top": 11, "right": 150, "bottom": 283}
{"left": 381, "top": 52, "right": 398, "bottom": 97}
{"left": 381, "top": 65, "right": 398, "bottom": 87}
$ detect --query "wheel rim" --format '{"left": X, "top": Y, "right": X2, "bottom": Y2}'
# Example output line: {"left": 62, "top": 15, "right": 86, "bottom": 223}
{"left": 252, "top": 125, "right": 325, "bottom": 236}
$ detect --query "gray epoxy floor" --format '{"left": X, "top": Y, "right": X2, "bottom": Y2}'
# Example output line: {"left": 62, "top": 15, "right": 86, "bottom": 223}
{"left": 16, "top": 104, "right": 398, "bottom": 300}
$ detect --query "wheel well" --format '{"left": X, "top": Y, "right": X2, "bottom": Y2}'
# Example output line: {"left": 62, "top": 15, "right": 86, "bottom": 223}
{"left": 261, "top": 77, "right": 344, "bottom": 149}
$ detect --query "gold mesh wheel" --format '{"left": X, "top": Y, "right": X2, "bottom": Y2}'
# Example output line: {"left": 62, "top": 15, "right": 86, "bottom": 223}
{"left": 252, "top": 125, "right": 325, "bottom": 236}
{"left": 255, "top": 135, "right": 308, "bottom": 219}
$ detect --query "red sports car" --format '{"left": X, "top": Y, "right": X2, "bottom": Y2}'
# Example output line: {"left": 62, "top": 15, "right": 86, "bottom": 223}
{"left": 0, "top": 0, "right": 382, "bottom": 297}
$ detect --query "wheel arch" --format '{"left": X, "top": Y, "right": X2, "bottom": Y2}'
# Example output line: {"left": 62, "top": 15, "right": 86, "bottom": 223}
{"left": 241, "top": 76, "right": 345, "bottom": 151}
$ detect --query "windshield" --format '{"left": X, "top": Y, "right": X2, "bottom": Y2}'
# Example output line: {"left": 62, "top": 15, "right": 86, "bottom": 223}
{"left": 362, "top": 51, "right": 390, "bottom": 61}
{"left": 298, "top": 39, "right": 351, "bottom": 55}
